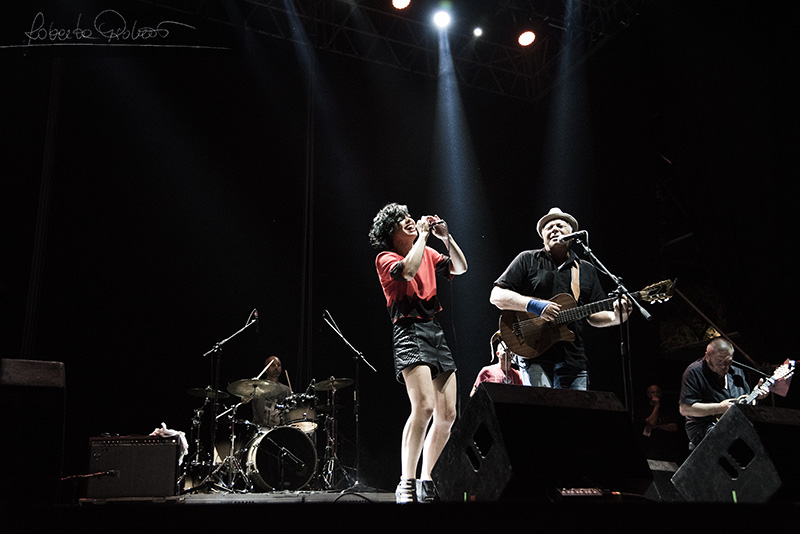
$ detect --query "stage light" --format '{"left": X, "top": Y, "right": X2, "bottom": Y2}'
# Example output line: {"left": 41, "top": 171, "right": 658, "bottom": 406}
{"left": 473, "top": 27, "right": 483, "bottom": 37}
{"left": 518, "top": 30, "right": 536, "bottom": 46}
{"left": 432, "top": 10, "right": 451, "bottom": 29}
{"left": 392, "top": 0, "right": 411, "bottom": 9}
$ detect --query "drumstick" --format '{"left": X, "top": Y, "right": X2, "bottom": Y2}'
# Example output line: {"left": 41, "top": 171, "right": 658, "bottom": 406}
{"left": 285, "top": 370, "right": 293, "bottom": 393}
{"left": 255, "top": 360, "right": 274, "bottom": 380}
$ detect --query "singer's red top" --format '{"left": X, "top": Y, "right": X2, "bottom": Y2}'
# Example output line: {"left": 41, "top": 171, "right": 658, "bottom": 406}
{"left": 375, "top": 246, "right": 452, "bottom": 323}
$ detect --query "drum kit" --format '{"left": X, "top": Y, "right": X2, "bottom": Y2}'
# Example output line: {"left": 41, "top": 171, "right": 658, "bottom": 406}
{"left": 182, "top": 308, "right": 376, "bottom": 494}
{"left": 181, "top": 376, "right": 354, "bottom": 494}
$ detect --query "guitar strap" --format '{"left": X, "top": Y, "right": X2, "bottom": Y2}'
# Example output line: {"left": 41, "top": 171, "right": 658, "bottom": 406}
{"left": 571, "top": 262, "right": 580, "bottom": 302}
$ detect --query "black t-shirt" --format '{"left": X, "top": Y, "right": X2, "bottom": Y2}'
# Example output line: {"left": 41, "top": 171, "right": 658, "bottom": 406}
{"left": 493, "top": 248, "right": 607, "bottom": 369}
{"left": 679, "top": 358, "right": 751, "bottom": 445}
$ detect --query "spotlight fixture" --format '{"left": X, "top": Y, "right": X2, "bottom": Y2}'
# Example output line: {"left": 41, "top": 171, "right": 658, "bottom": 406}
{"left": 392, "top": 0, "right": 411, "bottom": 9}
{"left": 432, "top": 10, "right": 452, "bottom": 29}
{"left": 473, "top": 27, "right": 483, "bottom": 37}
{"left": 518, "top": 30, "right": 536, "bottom": 46}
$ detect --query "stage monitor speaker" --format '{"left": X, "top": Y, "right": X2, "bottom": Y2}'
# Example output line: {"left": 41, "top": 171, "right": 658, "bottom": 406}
{"left": 643, "top": 460, "right": 683, "bottom": 502}
{"left": 671, "top": 404, "right": 800, "bottom": 503}
{"left": 0, "top": 358, "right": 66, "bottom": 505}
{"left": 86, "top": 436, "right": 180, "bottom": 499}
{"left": 431, "top": 383, "right": 652, "bottom": 501}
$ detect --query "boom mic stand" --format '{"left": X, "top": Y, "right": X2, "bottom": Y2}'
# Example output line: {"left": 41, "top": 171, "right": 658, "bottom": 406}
{"left": 571, "top": 234, "right": 651, "bottom": 416}
{"left": 321, "top": 309, "right": 377, "bottom": 492}
{"left": 188, "top": 309, "right": 258, "bottom": 494}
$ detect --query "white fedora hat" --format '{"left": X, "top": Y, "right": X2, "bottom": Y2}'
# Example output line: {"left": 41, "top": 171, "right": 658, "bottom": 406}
{"left": 536, "top": 207, "right": 579, "bottom": 237}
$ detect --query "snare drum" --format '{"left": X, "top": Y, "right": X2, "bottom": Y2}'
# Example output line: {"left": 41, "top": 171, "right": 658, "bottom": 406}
{"left": 280, "top": 393, "right": 318, "bottom": 433}
{"left": 242, "top": 426, "right": 318, "bottom": 491}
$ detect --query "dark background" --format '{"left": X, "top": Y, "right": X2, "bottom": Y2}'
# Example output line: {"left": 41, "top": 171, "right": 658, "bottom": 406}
{"left": 2, "top": 1, "right": 796, "bottom": 492}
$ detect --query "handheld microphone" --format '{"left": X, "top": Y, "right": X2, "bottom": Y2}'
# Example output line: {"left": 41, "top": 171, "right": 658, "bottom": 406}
{"left": 556, "top": 230, "right": 588, "bottom": 243}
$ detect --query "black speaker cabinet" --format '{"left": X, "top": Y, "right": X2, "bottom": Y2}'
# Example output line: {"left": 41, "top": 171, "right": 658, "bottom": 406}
{"left": 432, "top": 383, "right": 652, "bottom": 501}
{"left": 671, "top": 404, "right": 800, "bottom": 503}
{"left": 0, "top": 358, "right": 66, "bottom": 505}
{"left": 643, "top": 460, "right": 683, "bottom": 502}
{"left": 86, "top": 436, "right": 180, "bottom": 498}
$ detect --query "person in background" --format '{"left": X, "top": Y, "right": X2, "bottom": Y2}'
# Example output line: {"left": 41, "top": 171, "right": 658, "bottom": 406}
{"left": 471, "top": 331, "right": 523, "bottom": 397}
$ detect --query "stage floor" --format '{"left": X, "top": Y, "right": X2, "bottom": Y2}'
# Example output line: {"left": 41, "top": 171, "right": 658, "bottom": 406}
{"left": 7, "top": 495, "right": 798, "bottom": 534}
{"left": 79, "top": 488, "right": 398, "bottom": 505}
{"left": 5, "top": 463, "right": 799, "bottom": 532}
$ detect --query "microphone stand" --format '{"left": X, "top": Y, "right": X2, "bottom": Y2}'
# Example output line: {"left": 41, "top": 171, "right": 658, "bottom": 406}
{"left": 188, "top": 310, "right": 258, "bottom": 494}
{"left": 321, "top": 309, "right": 377, "bottom": 493}
{"left": 571, "top": 234, "right": 651, "bottom": 417}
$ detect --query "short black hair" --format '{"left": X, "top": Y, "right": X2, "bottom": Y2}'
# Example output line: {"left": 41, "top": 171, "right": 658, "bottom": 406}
{"left": 368, "top": 202, "right": 409, "bottom": 251}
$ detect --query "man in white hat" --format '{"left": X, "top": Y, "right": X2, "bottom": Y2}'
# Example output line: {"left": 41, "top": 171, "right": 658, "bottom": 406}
{"left": 489, "top": 207, "right": 631, "bottom": 390}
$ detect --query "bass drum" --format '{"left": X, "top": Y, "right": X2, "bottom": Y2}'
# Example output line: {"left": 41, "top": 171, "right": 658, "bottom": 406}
{"left": 243, "top": 426, "right": 317, "bottom": 491}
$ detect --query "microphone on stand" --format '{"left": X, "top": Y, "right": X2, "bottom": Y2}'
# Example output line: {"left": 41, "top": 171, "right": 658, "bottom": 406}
{"left": 556, "top": 230, "right": 588, "bottom": 243}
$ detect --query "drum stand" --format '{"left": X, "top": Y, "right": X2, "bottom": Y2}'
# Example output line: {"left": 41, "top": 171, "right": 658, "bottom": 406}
{"left": 319, "top": 388, "right": 353, "bottom": 490}
{"left": 179, "top": 400, "right": 212, "bottom": 493}
{"left": 211, "top": 403, "right": 253, "bottom": 493}
{"left": 186, "top": 403, "right": 253, "bottom": 494}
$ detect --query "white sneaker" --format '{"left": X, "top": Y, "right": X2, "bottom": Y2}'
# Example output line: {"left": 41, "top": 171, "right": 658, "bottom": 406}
{"left": 395, "top": 478, "right": 416, "bottom": 504}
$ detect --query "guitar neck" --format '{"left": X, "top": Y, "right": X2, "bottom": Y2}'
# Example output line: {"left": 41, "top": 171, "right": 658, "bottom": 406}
{"left": 556, "top": 292, "right": 640, "bottom": 325}
{"left": 740, "top": 377, "right": 776, "bottom": 405}
{"left": 740, "top": 361, "right": 795, "bottom": 404}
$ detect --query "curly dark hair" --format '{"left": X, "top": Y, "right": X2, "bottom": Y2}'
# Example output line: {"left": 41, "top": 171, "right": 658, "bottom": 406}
{"left": 368, "top": 202, "right": 409, "bottom": 251}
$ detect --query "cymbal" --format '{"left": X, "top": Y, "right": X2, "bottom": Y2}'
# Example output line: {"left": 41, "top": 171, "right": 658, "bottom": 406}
{"left": 315, "top": 378, "right": 354, "bottom": 391}
{"left": 186, "top": 387, "right": 229, "bottom": 400}
{"left": 227, "top": 378, "right": 282, "bottom": 398}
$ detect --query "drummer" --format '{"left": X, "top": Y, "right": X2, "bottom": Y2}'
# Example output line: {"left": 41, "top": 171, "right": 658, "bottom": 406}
{"left": 240, "top": 355, "right": 292, "bottom": 429}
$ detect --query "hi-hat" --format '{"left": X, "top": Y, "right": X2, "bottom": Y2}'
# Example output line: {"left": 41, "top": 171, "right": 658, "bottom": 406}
{"left": 315, "top": 378, "right": 354, "bottom": 391}
{"left": 227, "top": 378, "right": 282, "bottom": 398}
{"left": 186, "top": 387, "right": 229, "bottom": 400}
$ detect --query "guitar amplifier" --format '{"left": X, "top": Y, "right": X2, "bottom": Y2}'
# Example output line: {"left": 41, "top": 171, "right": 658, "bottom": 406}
{"left": 86, "top": 435, "right": 180, "bottom": 499}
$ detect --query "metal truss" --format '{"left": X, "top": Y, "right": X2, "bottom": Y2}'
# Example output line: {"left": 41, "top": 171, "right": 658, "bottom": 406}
{"left": 142, "top": 0, "right": 645, "bottom": 103}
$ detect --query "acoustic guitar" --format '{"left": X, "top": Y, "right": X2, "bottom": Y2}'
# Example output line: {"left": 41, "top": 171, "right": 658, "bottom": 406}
{"left": 498, "top": 279, "right": 675, "bottom": 359}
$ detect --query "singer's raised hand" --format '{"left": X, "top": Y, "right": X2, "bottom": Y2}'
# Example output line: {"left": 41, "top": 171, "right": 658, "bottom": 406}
{"left": 427, "top": 216, "right": 449, "bottom": 239}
